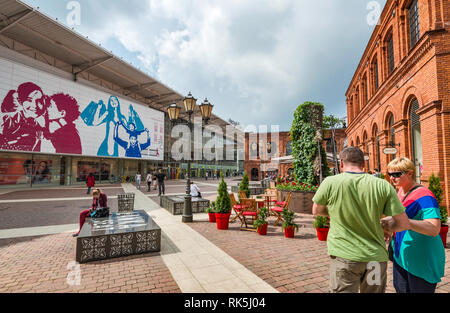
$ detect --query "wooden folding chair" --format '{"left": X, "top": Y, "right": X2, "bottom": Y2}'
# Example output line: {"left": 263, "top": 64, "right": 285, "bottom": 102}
{"left": 269, "top": 181, "right": 276, "bottom": 189}
{"left": 264, "top": 188, "right": 278, "bottom": 209}
{"left": 239, "top": 198, "right": 258, "bottom": 231}
{"left": 238, "top": 190, "right": 248, "bottom": 201}
{"left": 229, "top": 193, "right": 248, "bottom": 223}
{"left": 271, "top": 192, "right": 292, "bottom": 226}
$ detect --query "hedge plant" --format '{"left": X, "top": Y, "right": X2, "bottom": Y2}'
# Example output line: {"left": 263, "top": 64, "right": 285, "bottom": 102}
{"left": 290, "top": 101, "right": 331, "bottom": 186}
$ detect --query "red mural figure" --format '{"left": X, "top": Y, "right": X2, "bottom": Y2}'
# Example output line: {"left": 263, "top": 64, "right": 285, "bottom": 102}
{"left": 0, "top": 82, "right": 47, "bottom": 152}
{"left": 0, "top": 83, "right": 83, "bottom": 155}
{"left": 45, "top": 93, "right": 82, "bottom": 154}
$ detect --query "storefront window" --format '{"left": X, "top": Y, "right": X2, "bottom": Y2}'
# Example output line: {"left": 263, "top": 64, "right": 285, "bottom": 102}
{"left": 0, "top": 153, "right": 61, "bottom": 187}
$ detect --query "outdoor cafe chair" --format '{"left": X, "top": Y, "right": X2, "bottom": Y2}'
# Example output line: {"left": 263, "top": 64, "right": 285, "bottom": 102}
{"left": 264, "top": 188, "right": 278, "bottom": 209}
{"left": 238, "top": 190, "right": 248, "bottom": 201}
{"left": 239, "top": 198, "right": 258, "bottom": 231}
{"left": 229, "top": 193, "right": 248, "bottom": 223}
{"left": 271, "top": 192, "right": 292, "bottom": 227}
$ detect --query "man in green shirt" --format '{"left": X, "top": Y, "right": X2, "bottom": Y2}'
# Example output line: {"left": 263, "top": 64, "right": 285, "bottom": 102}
{"left": 312, "top": 147, "right": 410, "bottom": 293}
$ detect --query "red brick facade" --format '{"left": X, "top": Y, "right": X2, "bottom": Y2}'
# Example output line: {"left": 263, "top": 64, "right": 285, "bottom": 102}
{"left": 244, "top": 129, "right": 347, "bottom": 180}
{"left": 345, "top": 0, "right": 450, "bottom": 210}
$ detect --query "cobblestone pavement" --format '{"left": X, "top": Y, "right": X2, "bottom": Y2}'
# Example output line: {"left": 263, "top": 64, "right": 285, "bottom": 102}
{"left": 0, "top": 179, "right": 448, "bottom": 294}
{"left": 0, "top": 233, "right": 180, "bottom": 293}
{"left": 188, "top": 214, "right": 450, "bottom": 293}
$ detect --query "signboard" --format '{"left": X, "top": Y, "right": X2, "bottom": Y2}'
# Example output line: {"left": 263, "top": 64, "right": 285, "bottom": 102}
{"left": 383, "top": 147, "right": 398, "bottom": 155}
{"left": 0, "top": 57, "right": 164, "bottom": 160}
{"left": 364, "top": 156, "right": 370, "bottom": 161}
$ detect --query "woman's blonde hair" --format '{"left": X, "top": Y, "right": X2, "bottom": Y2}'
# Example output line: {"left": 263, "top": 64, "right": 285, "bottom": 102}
{"left": 387, "top": 157, "right": 416, "bottom": 176}
{"left": 92, "top": 188, "right": 101, "bottom": 196}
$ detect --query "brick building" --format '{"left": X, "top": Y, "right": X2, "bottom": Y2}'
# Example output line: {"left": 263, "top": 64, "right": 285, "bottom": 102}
{"left": 345, "top": 0, "right": 450, "bottom": 209}
{"left": 244, "top": 129, "right": 347, "bottom": 181}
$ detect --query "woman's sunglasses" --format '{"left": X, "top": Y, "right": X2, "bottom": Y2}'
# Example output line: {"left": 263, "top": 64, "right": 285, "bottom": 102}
{"left": 388, "top": 171, "right": 404, "bottom": 178}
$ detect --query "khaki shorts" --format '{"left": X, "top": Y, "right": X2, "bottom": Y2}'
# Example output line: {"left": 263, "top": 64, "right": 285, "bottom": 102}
{"left": 329, "top": 256, "right": 387, "bottom": 293}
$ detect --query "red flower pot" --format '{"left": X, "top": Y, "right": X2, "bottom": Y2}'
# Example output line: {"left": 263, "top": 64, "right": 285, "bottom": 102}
{"left": 284, "top": 226, "right": 295, "bottom": 238}
{"left": 316, "top": 227, "right": 329, "bottom": 241}
{"left": 257, "top": 223, "right": 268, "bottom": 236}
{"left": 440, "top": 225, "right": 448, "bottom": 248}
{"left": 215, "top": 213, "right": 231, "bottom": 230}
{"left": 208, "top": 213, "right": 216, "bottom": 223}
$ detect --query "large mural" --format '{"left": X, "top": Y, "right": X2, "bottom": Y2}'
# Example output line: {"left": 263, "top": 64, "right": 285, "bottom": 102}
{"left": 0, "top": 57, "right": 164, "bottom": 160}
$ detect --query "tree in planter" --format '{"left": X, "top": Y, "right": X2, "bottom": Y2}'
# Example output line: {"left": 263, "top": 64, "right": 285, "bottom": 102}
{"left": 428, "top": 173, "right": 448, "bottom": 226}
{"left": 290, "top": 101, "right": 331, "bottom": 186}
{"left": 281, "top": 208, "right": 299, "bottom": 237}
{"left": 239, "top": 172, "right": 250, "bottom": 200}
{"left": 216, "top": 175, "right": 231, "bottom": 214}
{"left": 313, "top": 216, "right": 329, "bottom": 229}
{"left": 254, "top": 207, "right": 269, "bottom": 230}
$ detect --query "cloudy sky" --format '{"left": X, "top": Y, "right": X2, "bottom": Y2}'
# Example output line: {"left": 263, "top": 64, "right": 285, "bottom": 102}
{"left": 23, "top": 0, "right": 386, "bottom": 131}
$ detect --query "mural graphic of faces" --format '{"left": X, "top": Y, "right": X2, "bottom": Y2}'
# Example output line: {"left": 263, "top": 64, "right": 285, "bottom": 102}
{"left": 81, "top": 95, "right": 150, "bottom": 158}
{"left": 0, "top": 82, "right": 82, "bottom": 154}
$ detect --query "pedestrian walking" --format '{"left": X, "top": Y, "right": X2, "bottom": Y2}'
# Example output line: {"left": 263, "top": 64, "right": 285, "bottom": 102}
{"left": 86, "top": 172, "right": 95, "bottom": 195}
{"left": 312, "top": 147, "right": 410, "bottom": 293}
{"left": 205, "top": 172, "right": 208, "bottom": 181}
{"left": 155, "top": 169, "right": 166, "bottom": 196}
{"left": 146, "top": 172, "right": 153, "bottom": 192}
{"left": 383, "top": 157, "right": 445, "bottom": 293}
{"left": 135, "top": 171, "right": 142, "bottom": 190}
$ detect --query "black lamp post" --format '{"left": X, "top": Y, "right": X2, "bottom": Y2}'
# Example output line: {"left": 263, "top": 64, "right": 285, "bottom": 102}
{"left": 168, "top": 92, "right": 213, "bottom": 223}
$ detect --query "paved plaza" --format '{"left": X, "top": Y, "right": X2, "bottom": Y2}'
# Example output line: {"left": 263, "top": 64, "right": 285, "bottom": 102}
{"left": 0, "top": 179, "right": 449, "bottom": 293}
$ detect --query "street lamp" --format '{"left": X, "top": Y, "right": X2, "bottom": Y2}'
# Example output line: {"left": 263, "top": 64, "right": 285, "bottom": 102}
{"left": 168, "top": 92, "right": 213, "bottom": 223}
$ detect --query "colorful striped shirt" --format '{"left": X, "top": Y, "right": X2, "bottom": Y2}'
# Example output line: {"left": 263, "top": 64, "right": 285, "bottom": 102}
{"left": 392, "top": 187, "right": 445, "bottom": 284}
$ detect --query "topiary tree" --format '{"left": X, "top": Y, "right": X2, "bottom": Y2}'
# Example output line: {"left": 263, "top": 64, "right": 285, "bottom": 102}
{"left": 290, "top": 101, "right": 331, "bottom": 186}
{"left": 216, "top": 174, "right": 231, "bottom": 214}
{"left": 239, "top": 172, "right": 250, "bottom": 200}
{"left": 428, "top": 173, "right": 448, "bottom": 225}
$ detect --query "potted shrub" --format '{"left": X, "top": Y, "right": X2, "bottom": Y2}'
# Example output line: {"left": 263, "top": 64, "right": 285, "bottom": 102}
{"left": 281, "top": 208, "right": 299, "bottom": 238}
{"left": 215, "top": 175, "right": 232, "bottom": 230}
{"left": 313, "top": 216, "right": 330, "bottom": 241}
{"left": 239, "top": 172, "right": 250, "bottom": 200}
{"left": 429, "top": 173, "right": 449, "bottom": 247}
{"left": 206, "top": 201, "right": 216, "bottom": 223}
{"left": 253, "top": 207, "right": 269, "bottom": 235}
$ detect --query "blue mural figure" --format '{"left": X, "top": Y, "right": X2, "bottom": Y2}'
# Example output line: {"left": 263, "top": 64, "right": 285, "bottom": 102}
{"left": 80, "top": 96, "right": 127, "bottom": 157}
{"left": 113, "top": 122, "right": 151, "bottom": 158}
{"left": 127, "top": 105, "right": 145, "bottom": 132}
{"left": 118, "top": 121, "right": 147, "bottom": 139}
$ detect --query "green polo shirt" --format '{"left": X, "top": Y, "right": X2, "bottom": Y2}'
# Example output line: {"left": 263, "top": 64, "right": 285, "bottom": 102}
{"left": 312, "top": 172, "right": 405, "bottom": 262}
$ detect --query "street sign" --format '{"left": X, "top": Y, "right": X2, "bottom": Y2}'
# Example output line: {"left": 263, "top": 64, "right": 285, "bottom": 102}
{"left": 383, "top": 147, "right": 398, "bottom": 155}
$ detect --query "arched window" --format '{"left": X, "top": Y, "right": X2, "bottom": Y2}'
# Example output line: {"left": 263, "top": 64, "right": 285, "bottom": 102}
{"left": 389, "top": 115, "right": 396, "bottom": 160}
{"left": 286, "top": 141, "right": 292, "bottom": 156}
{"left": 374, "top": 125, "right": 381, "bottom": 170}
{"left": 363, "top": 132, "right": 369, "bottom": 171}
{"left": 410, "top": 98, "right": 422, "bottom": 182}
{"left": 372, "top": 55, "right": 379, "bottom": 92}
{"left": 408, "top": 0, "right": 420, "bottom": 48}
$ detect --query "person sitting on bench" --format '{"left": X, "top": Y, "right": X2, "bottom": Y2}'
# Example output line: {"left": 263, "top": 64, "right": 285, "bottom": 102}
{"left": 190, "top": 181, "right": 202, "bottom": 198}
{"left": 73, "top": 188, "right": 108, "bottom": 237}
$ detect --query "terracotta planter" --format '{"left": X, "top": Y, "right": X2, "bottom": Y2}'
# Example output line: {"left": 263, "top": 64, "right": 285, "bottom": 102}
{"left": 208, "top": 213, "right": 216, "bottom": 223}
{"left": 215, "top": 213, "right": 231, "bottom": 230}
{"left": 316, "top": 227, "right": 329, "bottom": 241}
{"left": 257, "top": 223, "right": 268, "bottom": 236}
{"left": 284, "top": 226, "right": 295, "bottom": 238}
{"left": 277, "top": 190, "right": 315, "bottom": 214}
{"left": 440, "top": 225, "right": 448, "bottom": 247}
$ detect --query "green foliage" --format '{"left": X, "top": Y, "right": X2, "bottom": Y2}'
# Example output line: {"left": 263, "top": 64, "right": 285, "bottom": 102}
{"left": 239, "top": 172, "right": 250, "bottom": 199}
{"left": 323, "top": 115, "right": 346, "bottom": 130}
{"left": 379, "top": 172, "right": 385, "bottom": 180}
{"left": 290, "top": 101, "right": 331, "bottom": 186}
{"left": 313, "top": 216, "right": 329, "bottom": 229}
{"left": 429, "top": 173, "right": 448, "bottom": 225}
{"left": 281, "top": 208, "right": 299, "bottom": 232}
{"left": 276, "top": 180, "right": 318, "bottom": 192}
{"left": 206, "top": 201, "right": 216, "bottom": 214}
{"left": 215, "top": 174, "right": 231, "bottom": 214}
{"left": 253, "top": 207, "right": 269, "bottom": 229}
